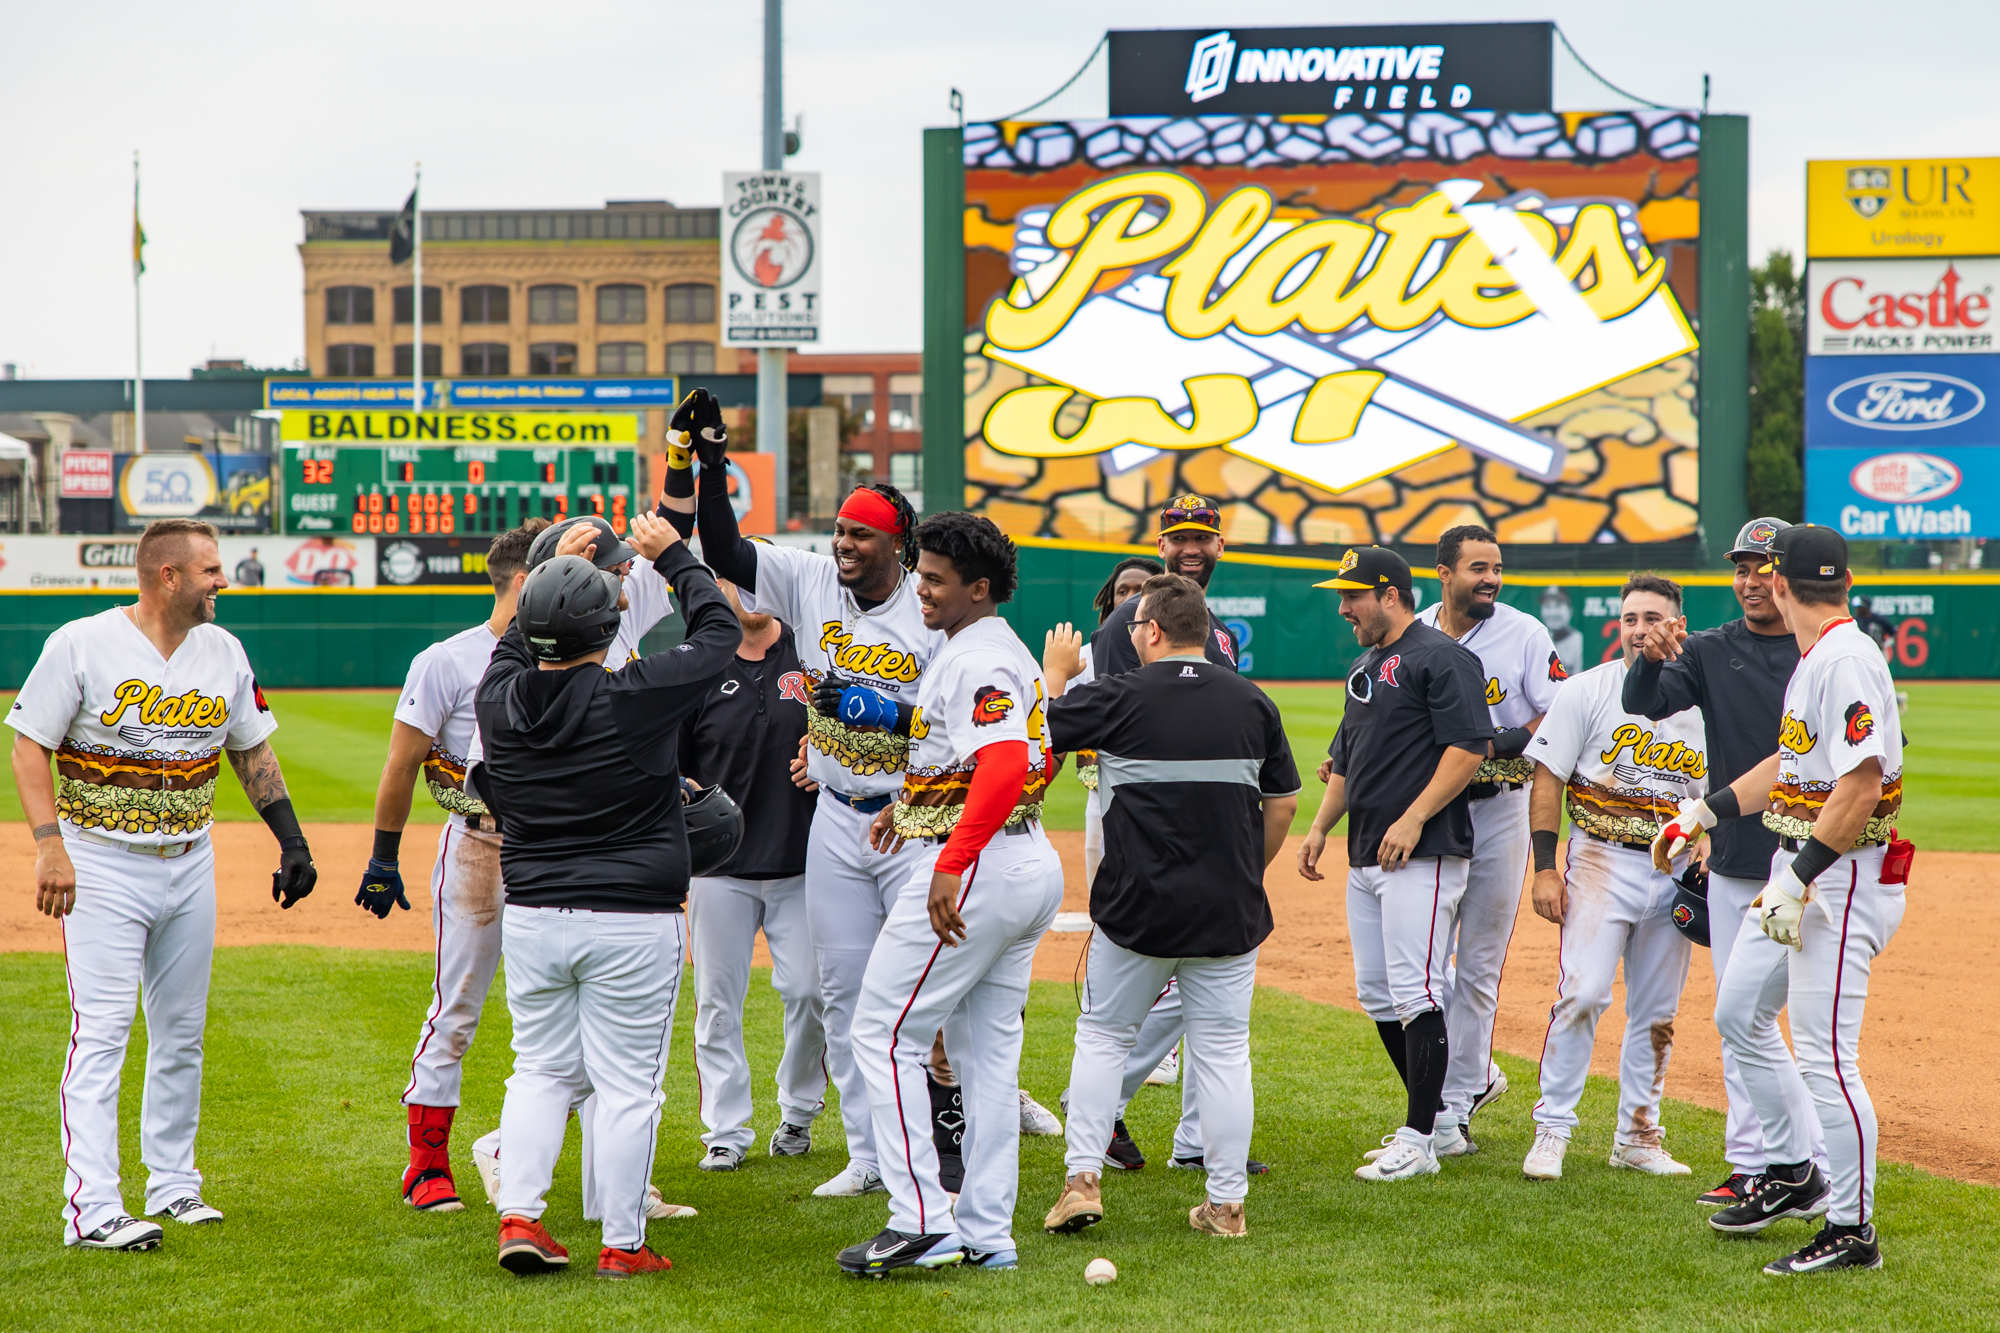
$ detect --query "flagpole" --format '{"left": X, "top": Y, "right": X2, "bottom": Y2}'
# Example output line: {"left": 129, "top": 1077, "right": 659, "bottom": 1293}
{"left": 412, "top": 161, "right": 423, "bottom": 413}
{"left": 133, "top": 150, "right": 145, "bottom": 453}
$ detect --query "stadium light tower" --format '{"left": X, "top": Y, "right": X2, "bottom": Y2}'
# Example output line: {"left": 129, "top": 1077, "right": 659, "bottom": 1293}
{"left": 759, "top": 0, "right": 789, "bottom": 521}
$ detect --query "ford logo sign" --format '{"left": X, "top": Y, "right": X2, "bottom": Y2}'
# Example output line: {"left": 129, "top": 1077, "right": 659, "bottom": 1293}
{"left": 1848, "top": 452, "right": 1963, "bottom": 504}
{"left": 1827, "top": 371, "right": 1985, "bottom": 431}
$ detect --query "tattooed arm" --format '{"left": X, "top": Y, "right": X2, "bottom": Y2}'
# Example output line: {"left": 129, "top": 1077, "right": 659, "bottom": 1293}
{"left": 227, "top": 740, "right": 289, "bottom": 810}
{"left": 228, "top": 740, "right": 317, "bottom": 908}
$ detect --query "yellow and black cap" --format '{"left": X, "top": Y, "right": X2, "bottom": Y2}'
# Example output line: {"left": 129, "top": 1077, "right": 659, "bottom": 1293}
{"left": 1759, "top": 524, "right": 1848, "bottom": 582}
{"left": 1315, "top": 545, "right": 1413, "bottom": 595}
{"left": 1159, "top": 494, "right": 1223, "bottom": 536}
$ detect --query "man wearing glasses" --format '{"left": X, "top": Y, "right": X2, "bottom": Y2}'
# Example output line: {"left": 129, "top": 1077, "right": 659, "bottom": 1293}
{"left": 1090, "top": 496, "right": 1240, "bottom": 676}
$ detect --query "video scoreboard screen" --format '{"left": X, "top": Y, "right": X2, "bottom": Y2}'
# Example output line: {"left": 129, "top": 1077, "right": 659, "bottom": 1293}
{"left": 282, "top": 443, "right": 639, "bottom": 538}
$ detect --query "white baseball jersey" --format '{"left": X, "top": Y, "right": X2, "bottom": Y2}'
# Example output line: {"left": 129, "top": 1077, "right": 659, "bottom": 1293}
{"left": 8, "top": 607, "right": 277, "bottom": 844}
{"left": 1068, "top": 649, "right": 1101, "bottom": 791}
{"left": 748, "top": 545, "right": 943, "bottom": 798}
{"left": 1529, "top": 658, "right": 1707, "bottom": 844}
{"left": 395, "top": 622, "right": 501, "bottom": 817}
{"left": 1417, "top": 599, "right": 1565, "bottom": 785}
{"left": 1766, "top": 617, "right": 1904, "bottom": 846}
{"left": 890, "top": 615, "right": 1048, "bottom": 840}
{"left": 607, "top": 557, "right": 675, "bottom": 668}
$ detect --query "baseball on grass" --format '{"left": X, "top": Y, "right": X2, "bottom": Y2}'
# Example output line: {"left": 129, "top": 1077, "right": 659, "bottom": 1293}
{"left": 1084, "top": 1257, "right": 1117, "bottom": 1286}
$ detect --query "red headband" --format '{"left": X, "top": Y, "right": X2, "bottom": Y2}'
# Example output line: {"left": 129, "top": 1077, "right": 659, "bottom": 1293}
{"left": 838, "top": 488, "right": 904, "bottom": 535}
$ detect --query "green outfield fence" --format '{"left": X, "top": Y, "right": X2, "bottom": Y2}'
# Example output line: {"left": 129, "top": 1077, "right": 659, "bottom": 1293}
{"left": 3, "top": 541, "right": 1994, "bottom": 687}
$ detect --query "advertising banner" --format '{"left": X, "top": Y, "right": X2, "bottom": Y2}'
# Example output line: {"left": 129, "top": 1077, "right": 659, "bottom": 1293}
{"left": 375, "top": 536, "right": 495, "bottom": 586}
{"left": 1803, "top": 352, "right": 1998, "bottom": 538}
{"left": 266, "top": 379, "right": 446, "bottom": 409}
{"left": 111, "top": 453, "right": 272, "bottom": 533}
{"left": 1108, "top": 23, "right": 1553, "bottom": 116}
{"left": 1806, "top": 158, "right": 2000, "bottom": 258}
{"left": 0, "top": 535, "right": 374, "bottom": 590}
{"left": 60, "top": 450, "right": 115, "bottom": 498}
{"left": 1806, "top": 258, "right": 1998, "bottom": 356}
{"left": 446, "top": 378, "right": 681, "bottom": 408}
{"left": 721, "top": 171, "right": 821, "bottom": 346}
{"left": 278, "top": 411, "right": 640, "bottom": 444}
{"left": 961, "top": 109, "right": 1703, "bottom": 547}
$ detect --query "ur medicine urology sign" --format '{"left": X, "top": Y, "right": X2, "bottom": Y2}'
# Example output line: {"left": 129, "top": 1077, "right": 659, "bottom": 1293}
{"left": 977, "top": 172, "right": 1697, "bottom": 497}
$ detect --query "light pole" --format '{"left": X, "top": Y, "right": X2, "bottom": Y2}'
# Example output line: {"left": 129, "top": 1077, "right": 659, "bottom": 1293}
{"left": 758, "top": 0, "right": 789, "bottom": 523}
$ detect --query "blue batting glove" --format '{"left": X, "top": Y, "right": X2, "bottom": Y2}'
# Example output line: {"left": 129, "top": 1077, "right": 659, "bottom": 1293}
{"left": 837, "top": 685, "right": 900, "bottom": 731}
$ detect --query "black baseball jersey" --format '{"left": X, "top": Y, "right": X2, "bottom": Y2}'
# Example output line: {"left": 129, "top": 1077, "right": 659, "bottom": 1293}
{"left": 1620, "top": 618, "right": 1799, "bottom": 879}
{"left": 677, "top": 625, "right": 817, "bottom": 879}
{"left": 1327, "top": 621, "right": 1492, "bottom": 868}
{"left": 1046, "top": 655, "right": 1299, "bottom": 958}
{"left": 1091, "top": 593, "right": 1240, "bottom": 678}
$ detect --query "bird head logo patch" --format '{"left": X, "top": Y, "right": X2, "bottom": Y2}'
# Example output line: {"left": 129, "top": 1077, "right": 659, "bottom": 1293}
{"left": 1547, "top": 651, "right": 1569, "bottom": 682}
{"left": 1844, "top": 700, "right": 1876, "bottom": 746}
{"left": 1672, "top": 902, "right": 1695, "bottom": 929}
{"left": 972, "top": 685, "right": 1015, "bottom": 726}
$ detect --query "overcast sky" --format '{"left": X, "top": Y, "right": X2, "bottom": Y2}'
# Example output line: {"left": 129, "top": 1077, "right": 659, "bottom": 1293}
{"left": 3, "top": 0, "right": 1996, "bottom": 380}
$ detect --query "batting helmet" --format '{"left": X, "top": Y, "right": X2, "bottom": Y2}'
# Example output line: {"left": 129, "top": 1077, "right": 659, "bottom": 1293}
{"left": 518, "top": 554, "right": 621, "bottom": 662}
{"left": 527, "top": 514, "right": 637, "bottom": 572}
{"left": 1669, "top": 864, "right": 1711, "bottom": 948}
{"left": 1726, "top": 517, "right": 1790, "bottom": 562}
{"left": 683, "top": 782, "right": 744, "bottom": 877}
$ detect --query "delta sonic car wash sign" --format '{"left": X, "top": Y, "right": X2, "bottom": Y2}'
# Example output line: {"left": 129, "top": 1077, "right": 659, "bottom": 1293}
{"left": 1804, "top": 356, "right": 1997, "bottom": 538}
{"left": 960, "top": 108, "right": 1705, "bottom": 547}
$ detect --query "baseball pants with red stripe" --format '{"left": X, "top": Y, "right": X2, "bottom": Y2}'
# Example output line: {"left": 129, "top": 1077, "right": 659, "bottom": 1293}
{"left": 403, "top": 818, "right": 506, "bottom": 1107}
{"left": 1531, "top": 838, "right": 1691, "bottom": 1146}
{"left": 57, "top": 832, "right": 216, "bottom": 1245}
{"left": 1346, "top": 855, "right": 1470, "bottom": 1025}
{"left": 1707, "top": 871, "right": 1826, "bottom": 1175}
{"left": 850, "top": 828, "right": 1062, "bottom": 1251}
{"left": 1438, "top": 788, "right": 1529, "bottom": 1128}
{"left": 1716, "top": 846, "right": 1901, "bottom": 1226}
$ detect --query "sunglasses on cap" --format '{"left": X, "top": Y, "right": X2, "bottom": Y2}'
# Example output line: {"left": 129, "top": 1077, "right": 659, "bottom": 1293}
{"left": 1160, "top": 504, "right": 1221, "bottom": 535}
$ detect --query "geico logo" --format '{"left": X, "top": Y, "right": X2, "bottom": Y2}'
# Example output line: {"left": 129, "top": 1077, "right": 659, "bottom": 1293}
{"left": 100, "top": 680, "right": 230, "bottom": 729}
{"left": 1820, "top": 266, "right": 1991, "bottom": 331}
{"left": 818, "top": 623, "right": 923, "bottom": 683}
{"left": 1778, "top": 711, "right": 1818, "bottom": 756}
{"left": 985, "top": 173, "right": 1664, "bottom": 354}
{"left": 1599, "top": 723, "right": 1706, "bottom": 778}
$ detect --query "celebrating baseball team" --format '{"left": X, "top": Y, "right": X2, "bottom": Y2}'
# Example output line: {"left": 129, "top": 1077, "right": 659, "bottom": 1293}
{"left": 14, "top": 385, "right": 1913, "bottom": 1281}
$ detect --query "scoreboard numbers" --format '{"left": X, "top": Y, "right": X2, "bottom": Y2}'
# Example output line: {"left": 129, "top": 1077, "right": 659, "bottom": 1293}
{"left": 283, "top": 443, "right": 637, "bottom": 538}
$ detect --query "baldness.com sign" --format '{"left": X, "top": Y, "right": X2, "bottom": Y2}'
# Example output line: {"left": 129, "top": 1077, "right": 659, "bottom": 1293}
{"left": 279, "top": 411, "right": 639, "bottom": 444}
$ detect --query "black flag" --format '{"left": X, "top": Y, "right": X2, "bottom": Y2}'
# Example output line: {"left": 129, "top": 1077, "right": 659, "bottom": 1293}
{"left": 388, "top": 188, "right": 417, "bottom": 265}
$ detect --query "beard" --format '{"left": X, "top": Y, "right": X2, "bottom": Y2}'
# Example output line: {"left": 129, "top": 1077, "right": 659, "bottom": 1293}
{"left": 738, "top": 611, "right": 775, "bottom": 636}
{"left": 1465, "top": 597, "right": 1497, "bottom": 621}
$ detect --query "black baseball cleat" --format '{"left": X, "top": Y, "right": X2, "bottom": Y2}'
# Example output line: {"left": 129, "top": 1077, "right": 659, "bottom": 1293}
{"left": 1104, "top": 1119, "right": 1146, "bottom": 1171}
{"left": 1763, "top": 1222, "right": 1883, "bottom": 1275}
{"left": 837, "top": 1229, "right": 964, "bottom": 1278}
{"left": 1698, "top": 1170, "right": 1764, "bottom": 1208}
{"left": 1169, "top": 1154, "right": 1270, "bottom": 1176}
{"left": 1709, "top": 1165, "right": 1832, "bottom": 1234}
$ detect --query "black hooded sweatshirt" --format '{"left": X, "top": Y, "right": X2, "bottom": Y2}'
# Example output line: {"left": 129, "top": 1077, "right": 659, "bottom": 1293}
{"left": 471, "top": 542, "right": 741, "bottom": 912}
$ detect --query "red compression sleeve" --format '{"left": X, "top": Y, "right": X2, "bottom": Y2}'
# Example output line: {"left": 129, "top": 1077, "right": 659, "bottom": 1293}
{"left": 936, "top": 740, "right": 1030, "bottom": 876}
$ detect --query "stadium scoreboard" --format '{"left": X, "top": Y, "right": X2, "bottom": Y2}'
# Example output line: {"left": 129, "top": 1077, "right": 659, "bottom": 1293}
{"left": 281, "top": 441, "right": 640, "bottom": 537}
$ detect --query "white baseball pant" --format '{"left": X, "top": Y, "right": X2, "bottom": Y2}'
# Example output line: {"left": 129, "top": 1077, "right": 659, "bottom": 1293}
{"left": 1347, "top": 856, "right": 1470, "bottom": 1024}
{"left": 1717, "top": 846, "right": 1902, "bottom": 1226}
{"left": 57, "top": 832, "right": 216, "bottom": 1245}
{"left": 805, "top": 793, "right": 930, "bottom": 1176}
{"left": 850, "top": 828, "right": 1062, "bottom": 1251}
{"left": 1532, "top": 837, "right": 1692, "bottom": 1146}
{"left": 1063, "top": 973, "right": 1206, "bottom": 1158}
{"left": 1065, "top": 931, "right": 1258, "bottom": 1204}
{"left": 403, "top": 819, "right": 505, "bottom": 1107}
{"left": 1706, "top": 870, "right": 1827, "bottom": 1174}
{"left": 496, "top": 905, "right": 686, "bottom": 1251}
{"left": 1438, "top": 787, "right": 1530, "bottom": 1127}
{"left": 1082, "top": 786, "right": 1103, "bottom": 887}
{"left": 690, "top": 872, "right": 827, "bottom": 1153}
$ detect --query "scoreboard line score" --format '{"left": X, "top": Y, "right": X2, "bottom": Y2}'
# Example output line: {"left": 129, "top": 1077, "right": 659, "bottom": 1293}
{"left": 283, "top": 443, "right": 638, "bottom": 538}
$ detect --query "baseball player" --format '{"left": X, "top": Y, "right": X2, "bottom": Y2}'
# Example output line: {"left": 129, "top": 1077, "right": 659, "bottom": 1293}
{"left": 1621, "top": 517, "right": 1819, "bottom": 1208}
{"left": 1521, "top": 574, "right": 1706, "bottom": 1181}
{"left": 1298, "top": 546, "right": 1489, "bottom": 1183}
{"left": 474, "top": 515, "right": 739, "bottom": 1279}
{"left": 1040, "top": 574, "right": 1300, "bottom": 1241}
{"left": 838, "top": 513, "right": 1064, "bottom": 1275}
{"left": 10, "top": 518, "right": 317, "bottom": 1250}
{"left": 1415, "top": 525, "right": 1563, "bottom": 1152}
{"left": 1653, "top": 526, "right": 1907, "bottom": 1274}
{"left": 681, "top": 579, "right": 827, "bottom": 1170}
{"left": 675, "top": 388, "right": 944, "bottom": 1199}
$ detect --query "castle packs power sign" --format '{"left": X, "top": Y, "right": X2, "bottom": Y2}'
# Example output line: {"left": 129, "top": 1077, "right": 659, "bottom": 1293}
{"left": 1808, "top": 259, "right": 1998, "bottom": 356}
{"left": 1806, "top": 158, "right": 2000, "bottom": 258}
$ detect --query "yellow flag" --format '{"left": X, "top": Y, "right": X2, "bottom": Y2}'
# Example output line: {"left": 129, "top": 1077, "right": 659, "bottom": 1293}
{"left": 133, "top": 210, "right": 146, "bottom": 277}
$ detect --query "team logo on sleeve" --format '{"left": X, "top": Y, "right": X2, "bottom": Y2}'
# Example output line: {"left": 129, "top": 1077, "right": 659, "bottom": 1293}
{"left": 1843, "top": 700, "right": 1876, "bottom": 746}
{"left": 972, "top": 685, "right": 1015, "bottom": 725}
{"left": 1547, "top": 651, "right": 1569, "bottom": 682}
{"left": 1377, "top": 654, "right": 1402, "bottom": 688}
{"left": 253, "top": 679, "right": 270, "bottom": 713}
{"left": 778, "top": 671, "right": 809, "bottom": 704}
{"left": 1215, "top": 627, "right": 1237, "bottom": 663}
{"left": 1484, "top": 677, "right": 1507, "bottom": 705}
{"left": 1778, "top": 711, "right": 1817, "bottom": 755}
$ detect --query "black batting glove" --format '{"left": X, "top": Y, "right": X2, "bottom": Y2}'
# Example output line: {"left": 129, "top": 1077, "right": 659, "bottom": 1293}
{"left": 272, "top": 837, "right": 317, "bottom": 910}
{"left": 812, "top": 677, "right": 846, "bottom": 718}
{"left": 355, "top": 857, "right": 410, "bottom": 919}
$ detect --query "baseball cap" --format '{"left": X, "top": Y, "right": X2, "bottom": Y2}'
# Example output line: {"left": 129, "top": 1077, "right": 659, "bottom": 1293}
{"left": 1315, "top": 545, "right": 1414, "bottom": 595}
{"left": 1759, "top": 524, "right": 1849, "bottom": 582}
{"left": 1159, "top": 494, "right": 1222, "bottom": 536}
{"left": 1727, "top": 516, "right": 1790, "bottom": 562}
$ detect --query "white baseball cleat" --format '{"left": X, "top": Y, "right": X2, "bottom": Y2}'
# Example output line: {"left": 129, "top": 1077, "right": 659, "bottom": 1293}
{"left": 1433, "top": 1122, "right": 1479, "bottom": 1158}
{"left": 768, "top": 1121, "right": 812, "bottom": 1157}
{"left": 1523, "top": 1129, "right": 1568, "bottom": 1180}
{"left": 1145, "top": 1047, "right": 1180, "bottom": 1086}
{"left": 812, "top": 1163, "right": 886, "bottom": 1197}
{"left": 698, "top": 1145, "right": 745, "bottom": 1172}
{"left": 76, "top": 1215, "right": 163, "bottom": 1251}
{"left": 1361, "top": 1131, "right": 1398, "bottom": 1162}
{"left": 149, "top": 1196, "right": 224, "bottom": 1225}
{"left": 1355, "top": 1129, "right": 1439, "bottom": 1182}
{"left": 471, "top": 1145, "right": 501, "bottom": 1207}
{"left": 1609, "top": 1142, "right": 1693, "bottom": 1176}
{"left": 1019, "top": 1091, "right": 1062, "bottom": 1136}
{"left": 646, "top": 1185, "right": 698, "bottom": 1220}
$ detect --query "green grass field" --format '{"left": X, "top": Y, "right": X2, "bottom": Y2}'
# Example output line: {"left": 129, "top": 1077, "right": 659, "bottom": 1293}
{"left": 2, "top": 950, "right": 1995, "bottom": 1332}
{"left": 3, "top": 682, "right": 1992, "bottom": 849}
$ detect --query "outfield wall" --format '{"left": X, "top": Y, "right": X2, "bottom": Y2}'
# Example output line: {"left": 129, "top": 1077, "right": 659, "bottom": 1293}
{"left": 2, "top": 541, "right": 1994, "bottom": 686}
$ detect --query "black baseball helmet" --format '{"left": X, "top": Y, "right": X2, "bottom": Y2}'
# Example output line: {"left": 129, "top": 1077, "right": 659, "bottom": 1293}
{"left": 1726, "top": 517, "right": 1790, "bottom": 563}
{"left": 683, "top": 782, "right": 744, "bottom": 877}
{"left": 518, "top": 554, "right": 622, "bottom": 662}
{"left": 1669, "top": 864, "right": 1710, "bottom": 948}
{"left": 527, "top": 514, "right": 637, "bottom": 572}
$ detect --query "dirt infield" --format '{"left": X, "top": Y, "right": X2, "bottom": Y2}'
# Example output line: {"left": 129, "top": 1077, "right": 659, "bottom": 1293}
{"left": 1, "top": 823, "right": 1986, "bottom": 1186}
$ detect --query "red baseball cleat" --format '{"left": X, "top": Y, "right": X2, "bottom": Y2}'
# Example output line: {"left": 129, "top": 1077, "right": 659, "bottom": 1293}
{"left": 596, "top": 1245, "right": 672, "bottom": 1278}
{"left": 403, "top": 1166, "right": 464, "bottom": 1212}
{"left": 498, "top": 1215, "right": 570, "bottom": 1275}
